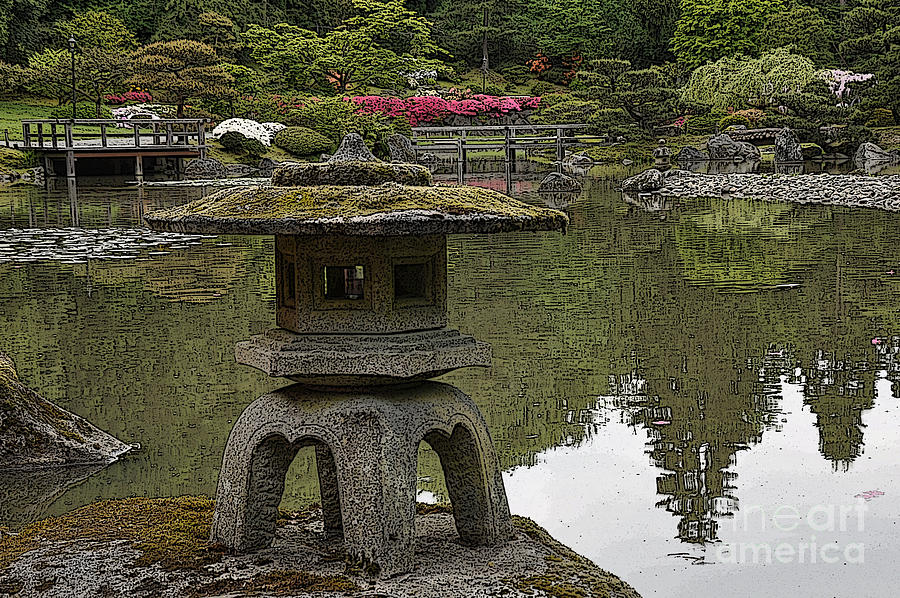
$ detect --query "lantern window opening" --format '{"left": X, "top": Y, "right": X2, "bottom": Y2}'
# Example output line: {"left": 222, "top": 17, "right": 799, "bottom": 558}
{"left": 393, "top": 257, "right": 434, "bottom": 306}
{"left": 323, "top": 265, "right": 365, "bottom": 301}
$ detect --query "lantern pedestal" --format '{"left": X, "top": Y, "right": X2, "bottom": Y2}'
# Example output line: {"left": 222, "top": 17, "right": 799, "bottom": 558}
{"left": 210, "top": 381, "right": 515, "bottom": 577}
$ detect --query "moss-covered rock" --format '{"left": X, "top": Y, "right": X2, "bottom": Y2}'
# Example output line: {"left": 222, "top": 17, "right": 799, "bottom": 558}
{"left": 144, "top": 183, "right": 569, "bottom": 236}
{"left": 0, "top": 497, "right": 642, "bottom": 598}
{"left": 272, "top": 162, "right": 433, "bottom": 187}
{"left": 0, "top": 352, "right": 131, "bottom": 470}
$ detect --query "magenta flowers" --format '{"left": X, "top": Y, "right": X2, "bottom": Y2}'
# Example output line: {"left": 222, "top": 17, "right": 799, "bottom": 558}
{"left": 350, "top": 94, "right": 542, "bottom": 126}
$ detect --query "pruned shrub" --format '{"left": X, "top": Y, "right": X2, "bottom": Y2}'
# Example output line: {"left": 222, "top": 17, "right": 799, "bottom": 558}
{"left": 684, "top": 113, "right": 725, "bottom": 135}
{"left": 865, "top": 108, "right": 895, "bottom": 128}
{"left": 218, "top": 130, "right": 250, "bottom": 153}
{"left": 719, "top": 114, "right": 752, "bottom": 130}
{"left": 274, "top": 126, "right": 334, "bottom": 156}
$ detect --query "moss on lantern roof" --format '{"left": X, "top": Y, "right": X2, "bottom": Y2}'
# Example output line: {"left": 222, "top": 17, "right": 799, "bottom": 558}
{"left": 272, "top": 162, "right": 434, "bottom": 187}
{"left": 144, "top": 183, "right": 568, "bottom": 236}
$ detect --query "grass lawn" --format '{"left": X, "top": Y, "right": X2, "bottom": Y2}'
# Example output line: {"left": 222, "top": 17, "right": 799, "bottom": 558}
{"left": 0, "top": 98, "right": 59, "bottom": 141}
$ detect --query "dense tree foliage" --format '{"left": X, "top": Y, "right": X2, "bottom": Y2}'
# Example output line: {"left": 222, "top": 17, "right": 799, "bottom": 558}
{"left": 131, "top": 40, "right": 233, "bottom": 116}
{"left": 1, "top": 0, "right": 898, "bottom": 132}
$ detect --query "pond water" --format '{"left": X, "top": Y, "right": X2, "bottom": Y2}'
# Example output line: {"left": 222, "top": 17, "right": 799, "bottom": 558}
{"left": 1, "top": 167, "right": 899, "bottom": 597}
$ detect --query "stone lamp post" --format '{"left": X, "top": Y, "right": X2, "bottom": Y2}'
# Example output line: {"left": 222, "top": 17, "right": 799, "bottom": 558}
{"left": 145, "top": 160, "right": 568, "bottom": 576}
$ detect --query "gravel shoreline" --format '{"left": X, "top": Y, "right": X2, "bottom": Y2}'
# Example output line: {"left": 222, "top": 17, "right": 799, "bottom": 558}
{"left": 651, "top": 171, "right": 900, "bottom": 211}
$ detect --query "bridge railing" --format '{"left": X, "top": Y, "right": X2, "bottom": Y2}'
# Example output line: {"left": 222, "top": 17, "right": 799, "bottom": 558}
{"left": 18, "top": 119, "right": 210, "bottom": 151}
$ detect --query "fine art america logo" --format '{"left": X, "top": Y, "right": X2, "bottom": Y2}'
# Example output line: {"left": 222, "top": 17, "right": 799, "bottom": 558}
{"left": 712, "top": 499, "right": 871, "bottom": 565}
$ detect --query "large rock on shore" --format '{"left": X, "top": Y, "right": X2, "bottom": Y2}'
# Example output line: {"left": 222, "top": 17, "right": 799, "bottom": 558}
{"left": 0, "top": 353, "right": 131, "bottom": 470}
{"left": 622, "top": 168, "right": 664, "bottom": 192}
{"left": 538, "top": 172, "right": 582, "bottom": 192}
{"left": 0, "top": 498, "right": 643, "bottom": 598}
{"left": 676, "top": 146, "right": 708, "bottom": 162}
{"left": 854, "top": 142, "right": 896, "bottom": 167}
{"left": 707, "top": 133, "right": 761, "bottom": 162}
{"left": 327, "top": 132, "right": 380, "bottom": 163}
{"left": 184, "top": 158, "right": 227, "bottom": 180}
{"left": 774, "top": 128, "right": 803, "bottom": 163}
{"left": 387, "top": 133, "right": 416, "bottom": 163}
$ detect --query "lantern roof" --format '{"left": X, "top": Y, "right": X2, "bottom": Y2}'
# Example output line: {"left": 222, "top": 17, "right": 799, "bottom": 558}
{"left": 144, "top": 182, "right": 568, "bottom": 236}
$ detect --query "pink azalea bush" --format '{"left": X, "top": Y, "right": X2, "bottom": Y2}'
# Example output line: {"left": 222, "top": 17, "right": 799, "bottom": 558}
{"left": 104, "top": 91, "right": 154, "bottom": 105}
{"left": 350, "top": 94, "right": 542, "bottom": 126}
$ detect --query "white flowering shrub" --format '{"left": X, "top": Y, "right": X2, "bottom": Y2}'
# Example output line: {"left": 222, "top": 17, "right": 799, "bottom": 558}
{"left": 211, "top": 118, "right": 286, "bottom": 146}
{"left": 111, "top": 104, "right": 169, "bottom": 127}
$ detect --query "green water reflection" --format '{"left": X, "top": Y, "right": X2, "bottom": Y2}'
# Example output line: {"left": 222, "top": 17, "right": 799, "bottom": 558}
{"left": 1, "top": 173, "right": 899, "bottom": 567}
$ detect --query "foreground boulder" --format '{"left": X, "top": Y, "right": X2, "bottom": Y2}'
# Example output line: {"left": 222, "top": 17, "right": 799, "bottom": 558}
{"left": 854, "top": 142, "right": 896, "bottom": 167}
{"left": 622, "top": 168, "right": 664, "bottom": 192}
{"left": 327, "top": 132, "right": 380, "bottom": 163}
{"left": 184, "top": 158, "right": 227, "bottom": 180}
{"left": 538, "top": 172, "right": 582, "bottom": 192}
{"left": 774, "top": 128, "right": 803, "bottom": 163}
{"left": 707, "top": 133, "right": 761, "bottom": 162}
{"left": 387, "top": 133, "right": 416, "bottom": 163}
{"left": 0, "top": 353, "right": 131, "bottom": 469}
{"left": 0, "top": 498, "right": 643, "bottom": 598}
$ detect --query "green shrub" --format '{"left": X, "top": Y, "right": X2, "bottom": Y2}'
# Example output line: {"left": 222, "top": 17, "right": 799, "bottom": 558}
{"left": 684, "top": 113, "right": 724, "bottom": 135}
{"left": 243, "top": 138, "right": 267, "bottom": 158}
{"left": 719, "top": 114, "right": 752, "bottom": 130}
{"left": 285, "top": 97, "right": 401, "bottom": 159}
{"left": 50, "top": 103, "right": 112, "bottom": 119}
{"left": 865, "top": 108, "right": 895, "bottom": 128}
{"left": 0, "top": 147, "right": 34, "bottom": 169}
{"left": 530, "top": 80, "right": 556, "bottom": 97}
{"left": 483, "top": 82, "right": 507, "bottom": 96}
{"left": 218, "top": 131, "right": 250, "bottom": 153}
{"left": 274, "top": 126, "right": 334, "bottom": 156}
{"left": 586, "top": 108, "right": 630, "bottom": 135}
{"left": 500, "top": 65, "right": 530, "bottom": 85}
{"left": 534, "top": 99, "right": 601, "bottom": 125}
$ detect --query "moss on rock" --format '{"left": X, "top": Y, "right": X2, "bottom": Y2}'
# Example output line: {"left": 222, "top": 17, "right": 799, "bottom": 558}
{"left": 145, "top": 183, "right": 569, "bottom": 236}
{"left": 0, "top": 496, "right": 218, "bottom": 571}
{"left": 0, "top": 498, "right": 641, "bottom": 597}
{"left": 272, "top": 161, "right": 434, "bottom": 187}
{"left": 510, "top": 516, "right": 642, "bottom": 598}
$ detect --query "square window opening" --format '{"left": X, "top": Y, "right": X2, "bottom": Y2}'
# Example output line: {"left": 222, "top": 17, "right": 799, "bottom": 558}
{"left": 324, "top": 265, "right": 365, "bottom": 300}
{"left": 394, "top": 262, "right": 428, "bottom": 300}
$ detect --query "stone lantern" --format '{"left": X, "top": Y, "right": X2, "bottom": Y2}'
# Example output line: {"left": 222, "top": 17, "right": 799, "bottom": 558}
{"left": 145, "top": 159, "right": 567, "bottom": 576}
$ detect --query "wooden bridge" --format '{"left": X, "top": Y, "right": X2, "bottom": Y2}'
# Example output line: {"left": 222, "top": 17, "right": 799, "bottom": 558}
{"left": 411, "top": 123, "right": 606, "bottom": 180}
{"left": 6, "top": 119, "right": 209, "bottom": 179}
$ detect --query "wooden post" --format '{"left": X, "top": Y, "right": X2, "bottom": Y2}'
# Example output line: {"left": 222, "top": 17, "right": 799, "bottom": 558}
{"left": 456, "top": 137, "right": 464, "bottom": 184}
{"left": 198, "top": 120, "right": 207, "bottom": 159}
{"left": 23, "top": 123, "right": 31, "bottom": 148}
{"left": 101, "top": 124, "right": 108, "bottom": 147}
{"left": 64, "top": 122, "right": 73, "bottom": 149}
{"left": 166, "top": 123, "right": 173, "bottom": 146}
{"left": 65, "top": 151, "right": 76, "bottom": 178}
{"left": 135, "top": 155, "right": 144, "bottom": 183}
{"left": 460, "top": 130, "right": 467, "bottom": 174}
{"left": 508, "top": 127, "right": 517, "bottom": 174}
{"left": 5, "top": 129, "right": 11, "bottom": 147}
{"left": 133, "top": 123, "right": 141, "bottom": 147}
{"left": 37, "top": 123, "right": 44, "bottom": 147}
{"left": 43, "top": 156, "right": 52, "bottom": 177}
{"left": 557, "top": 127, "right": 564, "bottom": 173}
{"left": 51, "top": 123, "right": 58, "bottom": 148}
